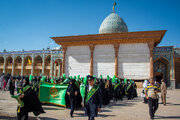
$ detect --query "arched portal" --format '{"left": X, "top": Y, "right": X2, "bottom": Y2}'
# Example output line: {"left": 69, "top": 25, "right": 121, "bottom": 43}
{"left": 153, "top": 57, "right": 170, "bottom": 87}
{"left": 14, "top": 56, "right": 22, "bottom": 76}
{"left": 0, "top": 56, "right": 4, "bottom": 74}
{"left": 34, "top": 55, "right": 42, "bottom": 76}
{"left": 23, "top": 56, "right": 32, "bottom": 76}
{"left": 5, "top": 56, "right": 13, "bottom": 75}
{"left": 44, "top": 55, "right": 51, "bottom": 77}
{"left": 53, "top": 59, "right": 62, "bottom": 77}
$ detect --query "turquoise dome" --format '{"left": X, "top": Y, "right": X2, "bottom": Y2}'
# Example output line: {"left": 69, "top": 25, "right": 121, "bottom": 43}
{"left": 99, "top": 12, "right": 128, "bottom": 34}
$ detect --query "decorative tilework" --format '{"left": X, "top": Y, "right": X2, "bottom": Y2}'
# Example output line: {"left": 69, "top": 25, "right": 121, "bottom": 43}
{"left": 99, "top": 13, "right": 128, "bottom": 34}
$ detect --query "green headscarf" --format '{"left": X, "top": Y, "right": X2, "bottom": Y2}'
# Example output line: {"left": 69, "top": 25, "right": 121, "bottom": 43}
{"left": 83, "top": 77, "right": 87, "bottom": 84}
{"left": 93, "top": 75, "right": 96, "bottom": 83}
{"left": 29, "top": 75, "right": 33, "bottom": 82}
{"left": 62, "top": 73, "right": 66, "bottom": 80}
{"left": 124, "top": 78, "right": 127, "bottom": 84}
{"left": 107, "top": 75, "right": 110, "bottom": 80}
{"left": 112, "top": 75, "right": 116, "bottom": 83}
{"left": 41, "top": 76, "right": 46, "bottom": 82}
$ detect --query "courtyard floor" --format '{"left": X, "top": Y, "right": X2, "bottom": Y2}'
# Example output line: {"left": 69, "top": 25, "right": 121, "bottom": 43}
{"left": 0, "top": 88, "right": 180, "bottom": 120}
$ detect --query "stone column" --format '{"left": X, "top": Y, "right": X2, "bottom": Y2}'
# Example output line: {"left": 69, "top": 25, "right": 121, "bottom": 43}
{"left": 89, "top": 45, "right": 95, "bottom": 76}
{"left": 11, "top": 55, "right": 15, "bottom": 76}
{"left": 149, "top": 42, "right": 154, "bottom": 78}
{"left": 3, "top": 56, "right": 6, "bottom": 74}
{"left": 31, "top": 54, "right": 34, "bottom": 76}
{"left": 50, "top": 52, "right": 53, "bottom": 77}
{"left": 62, "top": 46, "right": 67, "bottom": 74}
{"left": 54, "top": 62, "right": 56, "bottom": 77}
{"left": 114, "top": 44, "right": 119, "bottom": 77}
{"left": 58, "top": 63, "right": 61, "bottom": 77}
{"left": 21, "top": 55, "right": 24, "bottom": 77}
{"left": 170, "top": 50, "right": 175, "bottom": 88}
{"left": 42, "top": 54, "right": 45, "bottom": 76}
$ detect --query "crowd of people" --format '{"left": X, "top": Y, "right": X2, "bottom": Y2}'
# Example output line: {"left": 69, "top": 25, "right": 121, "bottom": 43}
{"left": 0, "top": 72, "right": 168, "bottom": 120}
{"left": 0, "top": 73, "right": 138, "bottom": 120}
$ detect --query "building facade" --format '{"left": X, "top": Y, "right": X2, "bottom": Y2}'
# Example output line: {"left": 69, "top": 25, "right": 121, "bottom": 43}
{"left": 0, "top": 47, "right": 179, "bottom": 88}
{"left": 0, "top": 49, "right": 62, "bottom": 77}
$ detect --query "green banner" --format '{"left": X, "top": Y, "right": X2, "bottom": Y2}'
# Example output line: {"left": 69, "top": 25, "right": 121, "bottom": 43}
{"left": 39, "top": 81, "right": 68, "bottom": 107}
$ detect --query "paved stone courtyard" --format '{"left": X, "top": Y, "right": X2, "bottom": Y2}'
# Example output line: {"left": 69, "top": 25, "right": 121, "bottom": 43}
{"left": 0, "top": 89, "right": 180, "bottom": 120}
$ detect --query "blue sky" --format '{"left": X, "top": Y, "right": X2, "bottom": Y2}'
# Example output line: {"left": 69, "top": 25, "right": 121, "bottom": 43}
{"left": 0, "top": 0, "right": 180, "bottom": 51}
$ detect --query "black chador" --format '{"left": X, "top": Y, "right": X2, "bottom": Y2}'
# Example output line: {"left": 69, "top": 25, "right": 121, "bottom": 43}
{"left": 12, "top": 77, "right": 45, "bottom": 120}
{"left": 102, "top": 79, "right": 111, "bottom": 105}
{"left": 9, "top": 76, "right": 15, "bottom": 95}
{"left": 113, "top": 81, "right": 123, "bottom": 101}
{"left": 66, "top": 79, "right": 79, "bottom": 117}
{"left": 125, "top": 81, "right": 133, "bottom": 100}
{"left": 131, "top": 82, "right": 138, "bottom": 99}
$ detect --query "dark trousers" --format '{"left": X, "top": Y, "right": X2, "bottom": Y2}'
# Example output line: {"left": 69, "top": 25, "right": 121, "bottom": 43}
{"left": 144, "top": 97, "right": 148, "bottom": 103}
{"left": 85, "top": 103, "right": 97, "bottom": 120}
{"left": 70, "top": 97, "right": 76, "bottom": 116}
{"left": 17, "top": 112, "right": 28, "bottom": 120}
{"left": 148, "top": 98, "right": 159, "bottom": 118}
{"left": 88, "top": 116, "right": 94, "bottom": 120}
{"left": 70, "top": 102, "right": 74, "bottom": 116}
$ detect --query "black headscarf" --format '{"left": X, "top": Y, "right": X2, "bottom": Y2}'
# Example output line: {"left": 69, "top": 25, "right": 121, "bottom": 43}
{"left": 23, "top": 77, "right": 30, "bottom": 87}
{"left": 67, "top": 79, "right": 77, "bottom": 96}
{"left": 69, "top": 79, "right": 75, "bottom": 87}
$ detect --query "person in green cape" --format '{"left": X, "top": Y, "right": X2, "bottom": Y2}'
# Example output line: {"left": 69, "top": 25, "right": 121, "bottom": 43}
{"left": 125, "top": 79, "right": 134, "bottom": 100}
{"left": 103, "top": 76, "right": 112, "bottom": 105}
{"left": 113, "top": 78, "right": 123, "bottom": 101}
{"left": 12, "top": 77, "right": 45, "bottom": 120}
{"left": 84, "top": 75, "right": 102, "bottom": 120}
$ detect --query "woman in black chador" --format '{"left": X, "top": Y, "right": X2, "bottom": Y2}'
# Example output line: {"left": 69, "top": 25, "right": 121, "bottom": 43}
{"left": 9, "top": 76, "right": 15, "bottom": 95}
{"left": 12, "top": 77, "right": 45, "bottom": 120}
{"left": 101, "top": 79, "right": 111, "bottom": 105}
{"left": 66, "top": 79, "right": 79, "bottom": 117}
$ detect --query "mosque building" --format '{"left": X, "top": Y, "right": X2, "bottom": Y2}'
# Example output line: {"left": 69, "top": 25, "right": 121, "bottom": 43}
{"left": 0, "top": 3, "right": 180, "bottom": 88}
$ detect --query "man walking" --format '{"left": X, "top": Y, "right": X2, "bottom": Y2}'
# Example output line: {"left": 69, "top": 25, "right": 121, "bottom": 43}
{"left": 145, "top": 78, "right": 160, "bottom": 119}
{"left": 84, "top": 75, "right": 102, "bottom": 120}
{"left": 161, "top": 79, "right": 167, "bottom": 105}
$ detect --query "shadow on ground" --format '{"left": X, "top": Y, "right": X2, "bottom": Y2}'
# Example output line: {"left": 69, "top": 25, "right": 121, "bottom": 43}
{"left": 165, "top": 102, "right": 180, "bottom": 106}
{"left": 0, "top": 115, "right": 60, "bottom": 120}
{"left": 155, "top": 115, "right": 180, "bottom": 119}
{"left": 74, "top": 112, "right": 116, "bottom": 118}
{"left": 104, "top": 97, "right": 141, "bottom": 108}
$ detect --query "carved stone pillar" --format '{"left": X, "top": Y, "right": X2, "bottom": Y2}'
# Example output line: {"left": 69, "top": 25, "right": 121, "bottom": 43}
{"left": 149, "top": 42, "right": 154, "bottom": 78}
{"left": 50, "top": 52, "right": 53, "bottom": 77}
{"left": 3, "top": 56, "right": 6, "bottom": 73}
{"left": 89, "top": 45, "right": 95, "bottom": 76}
{"left": 11, "top": 55, "right": 15, "bottom": 76}
{"left": 21, "top": 55, "right": 24, "bottom": 77}
{"left": 31, "top": 54, "right": 34, "bottom": 76}
{"left": 114, "top": 44, "right": 119, "bottom": 77}
{"left": 62, "top": 46, "right": 67, "bottom": 74}
{"left": 54, "top": 62, "right": 56, "bottom": 77}
{"left": 58, "top": 63, "right": 61, "bottom": 77}
{"left": 42, "top": 54, "right": 45, "bottom": 76}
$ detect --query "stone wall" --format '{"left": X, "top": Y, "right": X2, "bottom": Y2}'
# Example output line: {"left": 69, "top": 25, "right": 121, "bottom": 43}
{"left": 65, "top": 46, "right": 90, "bottom": 77}
{"left": 93, "top": 45, "right": 115, "bottom": 77}
{"left": 118, "top": 43, "right": 150, "bottom": 79}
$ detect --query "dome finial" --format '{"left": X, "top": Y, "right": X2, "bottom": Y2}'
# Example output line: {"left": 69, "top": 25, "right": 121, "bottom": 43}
{"left": 112, "top": 0, "right": 117, "bottom": 13}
